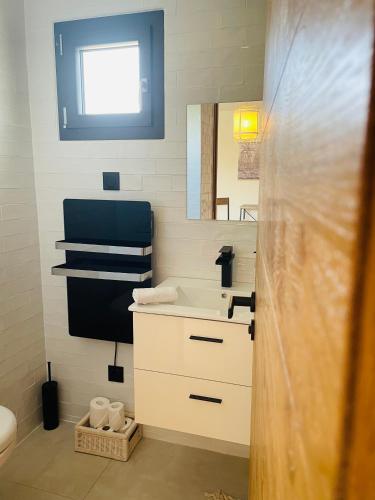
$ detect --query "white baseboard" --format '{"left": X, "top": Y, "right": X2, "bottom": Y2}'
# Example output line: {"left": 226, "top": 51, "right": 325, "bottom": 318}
{"left": 143, "top": 425, "right": 250, "bottom": 458}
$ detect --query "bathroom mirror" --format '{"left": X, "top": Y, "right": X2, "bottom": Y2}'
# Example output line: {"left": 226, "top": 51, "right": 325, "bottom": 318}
{"left": 187, "top": 101, "right": 263, "bottom": 222}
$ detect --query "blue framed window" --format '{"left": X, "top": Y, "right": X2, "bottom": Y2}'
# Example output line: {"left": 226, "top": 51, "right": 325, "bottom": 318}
{"left": 54, "top": 11, "right": 164, "bottom": 141}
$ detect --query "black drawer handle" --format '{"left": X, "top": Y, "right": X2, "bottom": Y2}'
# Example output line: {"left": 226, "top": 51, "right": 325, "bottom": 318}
{"left": 189, "top": 335, "right": 223, "bottom": 344}
{"left": 189, "top": 394, "right": 222, "bottom": 404}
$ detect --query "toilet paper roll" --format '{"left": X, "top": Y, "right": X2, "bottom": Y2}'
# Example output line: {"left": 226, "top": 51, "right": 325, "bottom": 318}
{"left": 89, "top": 397, "right": 110, "bottom": 429}
{"left": 108, "top": 402, "right": 125, "bottom": 432}
{"left": 120, "top": 417, "right": 134, "bottom": 433}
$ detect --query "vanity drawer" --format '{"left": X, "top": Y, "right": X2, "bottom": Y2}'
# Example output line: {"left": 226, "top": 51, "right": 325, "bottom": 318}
{"left": 134, "top": 369, "right": 251, "bottom": 445}
{"left": 133, "top": 313, "right": 252, "bottom": 386}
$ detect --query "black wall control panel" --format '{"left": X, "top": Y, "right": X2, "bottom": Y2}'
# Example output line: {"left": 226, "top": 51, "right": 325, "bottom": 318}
{"left": 102, "top": 172, "right": 120, "bottom": 191}
{"left": 52, "top": 199, "right": 153, "bottom": 344}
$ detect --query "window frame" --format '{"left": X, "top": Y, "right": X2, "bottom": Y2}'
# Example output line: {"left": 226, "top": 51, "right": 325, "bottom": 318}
{"left": 54, "top": 10, "right": 164, "bottom": 141}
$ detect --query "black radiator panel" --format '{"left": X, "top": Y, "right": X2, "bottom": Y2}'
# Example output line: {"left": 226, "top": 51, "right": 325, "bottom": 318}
{"left": 66, "top": 277, "right": 151, "bottom": 344}
{"left": 52, "top": 199, "right": 153, "bottom": 344}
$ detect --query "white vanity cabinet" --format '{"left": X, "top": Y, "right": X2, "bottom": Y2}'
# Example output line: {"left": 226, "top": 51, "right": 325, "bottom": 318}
{"left": 133, "top": 313, "right": 252, "bottom": 445}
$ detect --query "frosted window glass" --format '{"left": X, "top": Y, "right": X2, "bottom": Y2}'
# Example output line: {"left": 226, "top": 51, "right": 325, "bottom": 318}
{"left": 81, "top": 43, "right": 140, "bottom": 115}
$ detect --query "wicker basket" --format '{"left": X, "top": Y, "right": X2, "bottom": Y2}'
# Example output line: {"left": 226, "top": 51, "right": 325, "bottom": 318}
{"left": 75, "top": 412, "right": 142, "bottom": 462}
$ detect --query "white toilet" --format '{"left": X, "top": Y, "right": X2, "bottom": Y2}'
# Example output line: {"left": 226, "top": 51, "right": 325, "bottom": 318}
{"left": 0, "top": 406, "right": 17, "bottom": 467}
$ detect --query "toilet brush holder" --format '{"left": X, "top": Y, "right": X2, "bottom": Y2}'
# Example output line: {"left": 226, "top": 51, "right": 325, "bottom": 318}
{"left": 42, "top": 361, "right": 59, "bottom": 430}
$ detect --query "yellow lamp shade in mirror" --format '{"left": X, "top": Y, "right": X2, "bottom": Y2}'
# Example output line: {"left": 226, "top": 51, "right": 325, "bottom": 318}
{"left": 233, "top": 109, "right": 259, "bottom": 141}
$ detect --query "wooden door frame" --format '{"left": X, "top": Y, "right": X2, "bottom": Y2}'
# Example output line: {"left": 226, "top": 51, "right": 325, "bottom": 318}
{"left": 339, "top": 39, "right": 375, "bottom": 499}
{"left": 248, "top": 2, "right": 375, "bottom": 497}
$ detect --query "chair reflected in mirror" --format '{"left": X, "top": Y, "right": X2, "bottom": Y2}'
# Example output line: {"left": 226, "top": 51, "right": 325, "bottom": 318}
{"left": 216, "top": 197, "right": 230, "bottom": 221}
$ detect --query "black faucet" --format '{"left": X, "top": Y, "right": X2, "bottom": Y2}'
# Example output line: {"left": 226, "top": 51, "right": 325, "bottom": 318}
{"left": 228, "top": 292, "right": 256, "bottom": 318}
{"left": 215, "top": 246, "right": 235, "bottom": 287}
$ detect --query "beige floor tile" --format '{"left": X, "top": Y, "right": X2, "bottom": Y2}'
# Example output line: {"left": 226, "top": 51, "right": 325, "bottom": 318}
{"left": 167, "top": 442, "right": 249, "bottom": 498}
{"left": 32, "top": 447, "right": 109, "bottom": 500}
{"left": 0, "top": 422, "right": 73, "bottom": 486}
{"left": 1, "top": 424, "right": 248, "bottom": 500}
{"left": 85, "top": 438, "right": 248, "bottom": 500}
{"left": 0, "top": 481, "right": 68, "bottom": 500}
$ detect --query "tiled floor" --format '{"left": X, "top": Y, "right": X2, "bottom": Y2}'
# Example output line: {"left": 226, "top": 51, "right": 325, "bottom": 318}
{"left": 0, "top": 423, "right": 248, "bottom": 499}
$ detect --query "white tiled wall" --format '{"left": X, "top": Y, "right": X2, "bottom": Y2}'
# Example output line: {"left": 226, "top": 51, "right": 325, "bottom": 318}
{"left": 0, "top": 0, "right": 45, "bottom": 440}
{"left": 24, "top": 0, "right": 265, "bottom": 421}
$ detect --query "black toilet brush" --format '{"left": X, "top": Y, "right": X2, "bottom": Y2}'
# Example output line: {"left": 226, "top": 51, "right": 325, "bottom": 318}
{"left": 42, "top": 361, "right": 59, "bottom": 430}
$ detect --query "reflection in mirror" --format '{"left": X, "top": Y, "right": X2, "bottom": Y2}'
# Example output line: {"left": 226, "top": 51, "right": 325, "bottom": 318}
{"left": 187, "top": 101, "right": 263, "bottom": 222}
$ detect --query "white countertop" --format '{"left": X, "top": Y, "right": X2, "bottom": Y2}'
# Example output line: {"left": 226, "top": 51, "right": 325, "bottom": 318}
{"left": 129, "top": 277, "right": 254, "bottom": 325}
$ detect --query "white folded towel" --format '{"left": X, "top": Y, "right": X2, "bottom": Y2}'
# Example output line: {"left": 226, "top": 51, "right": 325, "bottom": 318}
{"left": 132, "top": 287, "right": 178, "bottom": 305}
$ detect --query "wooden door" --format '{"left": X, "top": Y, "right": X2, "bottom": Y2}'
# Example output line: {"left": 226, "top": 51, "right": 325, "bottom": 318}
{"left": 249, "top": 1, "right": 374, "bottom": 499}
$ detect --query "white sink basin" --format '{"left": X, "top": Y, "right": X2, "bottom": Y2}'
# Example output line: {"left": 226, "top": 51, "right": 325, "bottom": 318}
{"left": 129, "top": 277, "right": 253, "bottom": 324}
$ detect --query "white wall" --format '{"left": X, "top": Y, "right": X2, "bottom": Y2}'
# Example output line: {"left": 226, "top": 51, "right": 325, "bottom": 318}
{"left": 24, "top": 0, "right": 266, "bottom": 421}
{"left": 217, "top": 102, "right": 260, "bottom": 220}
{"left": 0, "top": 0, "right": 45, "bottom": 440}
